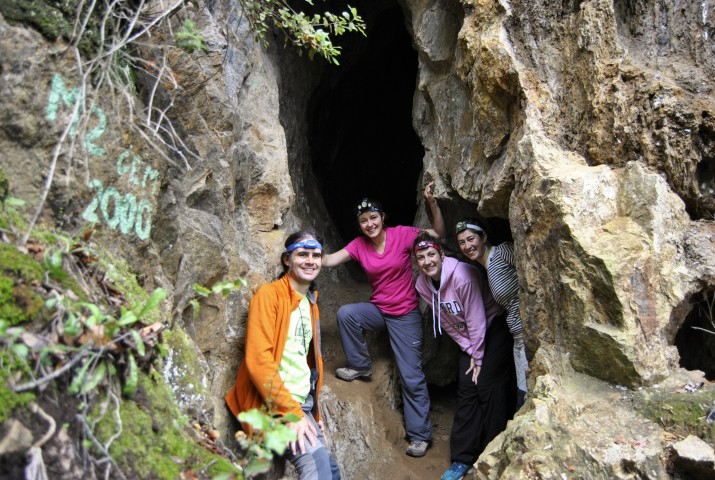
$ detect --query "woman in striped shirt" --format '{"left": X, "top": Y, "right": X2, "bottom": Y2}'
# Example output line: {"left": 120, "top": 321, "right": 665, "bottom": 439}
{"left": 455, "top": 219, "right": 528, "bottom": 408}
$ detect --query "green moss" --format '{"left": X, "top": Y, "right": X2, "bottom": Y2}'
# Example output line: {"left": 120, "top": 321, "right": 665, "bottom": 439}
{"left": 0, "top": 0, "right": 75, "bottom": 40}
{"left": 0, "top": 244, "right": 44, "bottom": 284}
{"left": 0, "top": 0, "right": 104, "bottom": 58}
{"left": 634, "top": 386, "right": 715, "bottom": 443}
{"left": 162, "top": 329, "right": 208, "bottom": 408}
{"left": 0, "top": 277, "right": 43, "bottom": 326}
{"left": 0, "top": 169, "right": 8, "bottom": 204}
{"left": 0, "top": 352, "right": 36, "bottom": 423}
{"left": 93, "top": 373, "right": 241, "bottom": 479}
{"left": 0, "top": 244, "right": 45, "bottom": 326}
{"left": 0, "top": 202, "right": 28, "bottom": 234}
{"left": 97, "top": 249, "right": 165, "bottom": 324}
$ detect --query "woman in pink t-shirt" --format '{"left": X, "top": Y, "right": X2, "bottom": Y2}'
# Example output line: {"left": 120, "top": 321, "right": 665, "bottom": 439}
{"left": 322, "top": 184, "right": 445, "bottom": 458}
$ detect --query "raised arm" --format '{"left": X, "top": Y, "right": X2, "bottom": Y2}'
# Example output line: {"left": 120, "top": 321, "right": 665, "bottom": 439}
{"left": 322, "top": 248, "right": 352, "bottom": 268}
{"left": 424, "top": 181, "right": 446, "bottom": 240}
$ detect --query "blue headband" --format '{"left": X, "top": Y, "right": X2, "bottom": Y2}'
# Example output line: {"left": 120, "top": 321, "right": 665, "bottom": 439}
{"left": 286, "top": 239, "right": 323, "bottom": 253}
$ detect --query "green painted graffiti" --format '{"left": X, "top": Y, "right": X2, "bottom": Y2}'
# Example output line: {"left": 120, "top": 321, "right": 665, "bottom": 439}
{"left": 116, "top": 150, "right": 160, "bottom": 194}
{"left": 81, "top": 178, "right": 152, "bottom": 241}
{"left": 46, "top": 74, "right": 106, "bottom": 157}
{"left": 47, "top": 74, "right": 157, "bottom": 240}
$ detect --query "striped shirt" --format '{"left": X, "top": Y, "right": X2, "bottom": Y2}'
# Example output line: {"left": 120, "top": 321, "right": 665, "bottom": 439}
{"left": 485, "top": 242, "right": 523, "bottom": 336}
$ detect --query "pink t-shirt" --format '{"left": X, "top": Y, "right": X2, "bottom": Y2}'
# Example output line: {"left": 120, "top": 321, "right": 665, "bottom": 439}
{"left": 345, "top": 226, "right": 421, "bottom": 316}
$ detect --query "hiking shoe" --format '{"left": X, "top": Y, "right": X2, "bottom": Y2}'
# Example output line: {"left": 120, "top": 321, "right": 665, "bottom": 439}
{"left": 335, "top": 367, "right": 372, "bottom": 381}
{"left": 441, "top": 462, "right": 471, "bottom": 480}
{"left": 405, "top": 440, "right": 430, "bottom": 457}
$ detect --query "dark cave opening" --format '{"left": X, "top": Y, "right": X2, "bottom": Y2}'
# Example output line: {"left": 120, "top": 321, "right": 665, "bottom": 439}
{"left": 307, "top": 1, "right": 424, "bottom": 244}
{"left": 675, "top": 291, "right": 715, "bottom": 380}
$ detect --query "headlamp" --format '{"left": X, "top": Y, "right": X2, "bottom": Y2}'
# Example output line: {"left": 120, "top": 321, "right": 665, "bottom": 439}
{"left": 286, "top": 239, "right": 323, "bottom": 253}
{"left": 455, "top": 221, "right": 484, "bottom": 235}
{"left": 355, "top": 198, "right": 382, "bottom": 217}
{"left": 413, "top": 240, "right": 442, "bottom": 256}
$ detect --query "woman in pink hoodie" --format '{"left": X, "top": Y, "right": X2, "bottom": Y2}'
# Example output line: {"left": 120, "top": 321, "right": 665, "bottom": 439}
{"left": 412, "top": 232, "right": 516, "bottom": 480}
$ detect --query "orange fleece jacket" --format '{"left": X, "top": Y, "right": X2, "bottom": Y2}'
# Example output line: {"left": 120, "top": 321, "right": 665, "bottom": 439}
{"left": 225, "top": 274, "right": 324, "bottom": 430}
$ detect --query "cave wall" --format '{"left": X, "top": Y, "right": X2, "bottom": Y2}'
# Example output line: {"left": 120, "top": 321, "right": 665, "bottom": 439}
{"left": 406, "top": 0, "right": 715, "bottom": 385}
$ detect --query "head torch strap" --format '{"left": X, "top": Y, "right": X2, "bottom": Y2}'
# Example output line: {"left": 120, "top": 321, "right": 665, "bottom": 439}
{"left": 456, "top": 222, "right": 484, "bottom": 235}
{"left": 286, "top": 239, "right": 323, "bottom": 253}
{"left": 355, "top": 199, "right": 382, "bottom": 217}
{"left": 413, "top": 240, "right": 442, "bottom": 256}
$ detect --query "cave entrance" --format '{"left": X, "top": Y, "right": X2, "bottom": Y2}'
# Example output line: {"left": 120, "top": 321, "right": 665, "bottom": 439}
{"left": 675, "top": 291, "right": 715, "bottom": 380}
{"left": 308, "top": 0, "right": 424, "bottom": 243}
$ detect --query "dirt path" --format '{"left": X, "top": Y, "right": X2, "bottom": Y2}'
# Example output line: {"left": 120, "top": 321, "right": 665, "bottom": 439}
{"left": 318, "top": 279, "right": 459, "bottom": 480}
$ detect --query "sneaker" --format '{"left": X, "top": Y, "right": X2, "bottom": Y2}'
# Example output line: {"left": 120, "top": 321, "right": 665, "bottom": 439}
{"left": 405, "top": 440, "right": 430, "bottom": 457}
{"left": 441, "top": 462, "right": 471, "bottom": 480}
{"left": 335, "top": 367, "right": 373, "bottom": 381}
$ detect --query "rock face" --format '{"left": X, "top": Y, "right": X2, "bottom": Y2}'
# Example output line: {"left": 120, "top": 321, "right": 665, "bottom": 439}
{"left": 412, "top": 0, "right": 715, "bottom": 384}
{"left": 1, "top": 0, "right": 714, "bottom": 479}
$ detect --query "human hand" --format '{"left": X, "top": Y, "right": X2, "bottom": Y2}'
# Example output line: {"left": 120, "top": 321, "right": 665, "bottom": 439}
{"left": 288, "top": 416, "right": 318, "bottom": 455}
{"left": 423, "top": 181, "right": 436, "bottom": 204}
{"left": 318, "top": 419, "right": 330, "bottom": 448}
{"left": 465, "top": 357, "right": 481, "bottom": 385}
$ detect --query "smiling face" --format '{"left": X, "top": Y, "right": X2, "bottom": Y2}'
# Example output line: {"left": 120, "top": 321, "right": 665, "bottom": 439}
{"left": 415, "top": 246, "right": 444, "bottom": 281}
{"left": 358, "top": 211, "right": 385, "bottom": 239}
{"left": 283, "top": 241, "right": 323, "bottom": 289}
{"left": 457, "top": 229, "right": 486, "bottom": 263}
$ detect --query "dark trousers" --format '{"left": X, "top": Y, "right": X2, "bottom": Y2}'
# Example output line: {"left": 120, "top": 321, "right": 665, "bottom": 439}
{"left": 450, "top": 313, "right": 517, "bottom": 464}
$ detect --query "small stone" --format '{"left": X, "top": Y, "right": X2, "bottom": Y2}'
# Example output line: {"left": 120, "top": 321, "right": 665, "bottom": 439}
{"left": 0, "top": 419, "right": 34, "bottom": 454}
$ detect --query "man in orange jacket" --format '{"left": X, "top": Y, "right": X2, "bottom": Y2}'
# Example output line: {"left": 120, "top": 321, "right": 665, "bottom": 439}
{"left": 225, "top": 228, "right": 340, "bottom": 479}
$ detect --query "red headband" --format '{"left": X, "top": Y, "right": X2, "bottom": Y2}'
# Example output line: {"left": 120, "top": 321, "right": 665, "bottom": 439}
{"left": 413, "top": 240, "right": 442, "bottom": 256}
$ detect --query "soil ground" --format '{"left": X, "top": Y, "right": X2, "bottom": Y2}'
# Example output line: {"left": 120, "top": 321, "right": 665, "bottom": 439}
{"left": 318, "top": 278, "right": 460, "bottom": 480}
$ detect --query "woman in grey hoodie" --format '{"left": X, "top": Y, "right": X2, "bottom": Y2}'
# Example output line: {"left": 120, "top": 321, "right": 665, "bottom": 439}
{"left": 412, "top": 233, "right": 516, "bottom": 480}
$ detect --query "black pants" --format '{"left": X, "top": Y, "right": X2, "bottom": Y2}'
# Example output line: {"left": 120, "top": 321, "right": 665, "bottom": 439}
{"left": 450, "top": 313, "right": 517, "bottom": 464}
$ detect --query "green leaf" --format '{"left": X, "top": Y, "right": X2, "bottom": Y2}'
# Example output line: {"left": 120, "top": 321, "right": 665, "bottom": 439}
{"left": 264, "top": 424, "right": 295, "bottom": 454}
{"left": 176, "top": 19, "right": 208, "bottom": 53}
{"left": 211, "top": 279, "right": 246, "bottom": 297}
{"left": 283, "top": 413, "right": 300, "bottom": 423}
{"left": 64, "top": 313, "right": 82, "bottom": 337}
{"left": 69, "top": 355, "right": 94, "bottom": 394}
{"left": 117, "top": 307, "right": 138, "bottom": 326}
{"left": 190, "top": 299, "right": 200, "bottom": 319}
{"left": 82, "top": 302, "right": 104, "bottom": 327}
{"left": 44, "top": 248, "right": 67, "bottom": 279}
{"left": 122, "top": 353, "right": 138, "bottom": 397}
{"left": 5, "top": 197, "right": 25, "bottom": 206}
{"left": 156, "top": 342, "right": 169, "bottom": 357}
{"left": 80, "top": 360, "right": 107, "bottom": 394}
{"left": 243, "top": 459, "right": 271, "bottom": 477}
{"left": 131, "top": 329, "right": 145, "bottom": 357}
{"left": 11, "top": 343, "right": 29, "bottom": 358}
{"left": 238, "top": 409, "right": 271, "bottom": 431}
{"left": 192, "top": 283, "right": 211, "bottom": 297}
{"left": 135, "top": 288, "right": 167, "bottom": 318}
{"left": 210, "top": 473, "right": 235, "bottom": 480}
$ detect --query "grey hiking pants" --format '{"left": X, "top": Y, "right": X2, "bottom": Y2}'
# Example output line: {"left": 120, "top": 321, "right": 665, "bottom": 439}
{"left": 336, "top": 302, "right": 433, "bottom": 443}
{"left": 285, "top": 395, "right": 341, "bottom": 480}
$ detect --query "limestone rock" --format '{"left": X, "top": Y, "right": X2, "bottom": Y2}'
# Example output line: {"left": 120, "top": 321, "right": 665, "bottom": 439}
{"left": 670, "top": 435, "right": 715, "bottom": 479}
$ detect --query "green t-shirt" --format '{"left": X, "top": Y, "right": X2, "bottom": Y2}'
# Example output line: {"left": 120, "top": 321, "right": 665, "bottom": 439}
{"left": 278, "top": 295, "right": 313, "bottom": 404}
